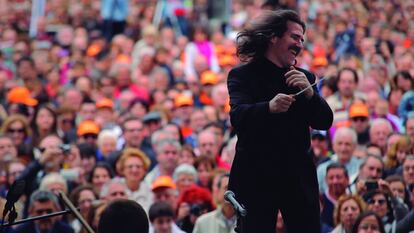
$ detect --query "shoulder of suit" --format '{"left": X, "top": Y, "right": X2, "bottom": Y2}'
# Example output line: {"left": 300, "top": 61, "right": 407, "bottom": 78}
{"left": 195, "top": 209, "right": 218, "bottom": 223}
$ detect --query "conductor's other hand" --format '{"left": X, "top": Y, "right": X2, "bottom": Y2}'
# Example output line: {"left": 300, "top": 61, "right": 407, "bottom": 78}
{"left": 269, "top": 94, "right": 295, "bottom": 113}
{"left": 285, "top": 66, "right": 314, "bottom": 99}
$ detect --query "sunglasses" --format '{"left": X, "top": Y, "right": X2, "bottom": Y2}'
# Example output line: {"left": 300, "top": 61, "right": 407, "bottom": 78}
{"left": 351, "top": 117, "right": 368, "bottom": 122}
{"left": 367, "top": 198, "right": 386, "bottom": 205}
{"left": 82, "top": 134, "right": 98, "bottom": 139}
{"left": 7, "top": 128, "right": 24, "bottom": 134}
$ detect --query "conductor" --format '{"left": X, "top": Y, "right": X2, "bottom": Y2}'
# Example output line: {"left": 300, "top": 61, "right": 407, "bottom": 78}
{"left": 227, "top": 9, "right": 333, "bottom": 233}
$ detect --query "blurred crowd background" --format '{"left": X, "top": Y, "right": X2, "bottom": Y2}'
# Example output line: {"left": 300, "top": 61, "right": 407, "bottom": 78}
{"left": 1, "top": 0, "right": 414, "bottom": 233}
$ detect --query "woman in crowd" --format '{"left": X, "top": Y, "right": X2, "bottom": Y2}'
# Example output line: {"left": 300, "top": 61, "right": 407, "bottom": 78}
{"left": 115, "top": 147, "right": 153, "bottom": 211}
{"left": 384, "top": 135, "right": 412, "bottom": 176}
{"left": 30, "top": 104, "right": 58, "bottom": 147}
{"left": 0, "top": 114, "right": 32, "bottom": 156}
{"left": 175, "top": 185, "right": 215, "bottom": 233}
{"left": 194, "top": 155, "right": 216, "bottom": 190}
{"left": 363, "top": 190, "right": 407, "bottom": 233}
{"left": 332, "top": 194, "right": 366, "bottom": 233}
{"left": 69, "top": 185, "right": 99, "bottom": 233}
{"left": 88, "top": 162, "right": 114, "bottom": 194}
{"left": 351, "top": 211, "right": 386, "bottom": 233}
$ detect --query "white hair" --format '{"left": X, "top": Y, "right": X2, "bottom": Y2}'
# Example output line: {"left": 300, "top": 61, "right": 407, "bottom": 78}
{"left": 154, "top": 138, "right": 182, "bottom": 154}
{"left": 39, "top": 172, "right": 68, "bottom": 194}
{"left": 333, "top": 127, "right": 357, "bottom": 144}
{"left": 97, "top": 129, "right": 118, "bottom": 147}
{"left": 173, "top": 164, "right": 198, "bottom": 182}
{"left": 369, "top": 118, "right": 392, "bottom": 134}
{"left": 99, "top": 177, "right": 129, "bottom": 199}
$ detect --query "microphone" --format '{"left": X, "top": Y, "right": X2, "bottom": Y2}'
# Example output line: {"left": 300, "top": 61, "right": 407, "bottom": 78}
{"left": 224, "top": 191, "right": 247, "bottom": 217}
{"left": 2, "top": 180, "right": 25, "bottom": 218}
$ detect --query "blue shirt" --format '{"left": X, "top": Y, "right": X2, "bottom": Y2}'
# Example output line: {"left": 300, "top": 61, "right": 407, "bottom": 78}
{"left": 317, "top": 154, "right": 361, "bottom": 193}
{"left": 101, "top": 0, "right": 128, "bottom": 21}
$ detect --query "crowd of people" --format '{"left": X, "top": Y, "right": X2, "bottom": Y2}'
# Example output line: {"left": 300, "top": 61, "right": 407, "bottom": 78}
{"left": 0, "top": 0, "right": 414, "bottom": 233}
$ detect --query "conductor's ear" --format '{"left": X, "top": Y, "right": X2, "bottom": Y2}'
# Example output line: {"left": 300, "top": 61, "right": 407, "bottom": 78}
{"left": 270, "top": 36, "right": 278, "bottom": 44}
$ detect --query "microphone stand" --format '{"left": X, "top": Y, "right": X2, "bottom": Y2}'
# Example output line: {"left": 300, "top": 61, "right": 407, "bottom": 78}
{"left": 2, "top": 209, "right": 73, "bottom": 227}
{"left": 58, "top": 191, "right": 95, "bottom": 233}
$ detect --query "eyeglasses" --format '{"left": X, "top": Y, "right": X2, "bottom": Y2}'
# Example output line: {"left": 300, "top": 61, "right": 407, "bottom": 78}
{"left": 7, "top": 128, "right": 24, "bottom": 134}
{"left": 359, "top": 223, "right": 379, "bottom": 231}
{"left": 351, "top": 117, "right": 368, "bottom": 122}
{"left": 367, "top": 198, "right": 386, "bottom": 205}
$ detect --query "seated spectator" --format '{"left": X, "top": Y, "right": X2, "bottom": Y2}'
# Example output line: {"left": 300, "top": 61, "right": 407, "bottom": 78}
{"left": 321, "top": 163, "right": 350, "bottom": 228}
{"left": 384, "top": 136, "right": 412, "bottom": 176}
{"left": 363, "top": 190, "right": 407, "bottom": 233}
{"left": 98, "top": 199, "right": 149, "bottom": 233}
{"left": 88, "top": 162, "right": 114, "bottom": 194}
{"left": 69, "top": 185, "right": 98, "bottom": 233}
{"left": 331, "top": 194, "right": 365, "bottom": 233}
{"left": 115, "top": 147, "right": 153, "bottom": 211}
{"left": 14, "top": 189, "right": 74, "bottom": 233}
{"left": 173, "top": 163, "right": 198, "bottom": 194}
{"left": 77, "top": 142, "right": 97, "bottom": 175}
{"left": 175, "top": 185, "right": 215, "bottom": 233}
{"left": 96, "top": 129, "right": 118, "bottom": 160}
{"left": 194, "top": 155, "right": 216, "bottom": 190}
{"left": 385, "top": 175, "right": 408, "bottom": 207}
{"left": 39, "top": 172, "right": 68, "bottom": 195}
{"left": 0, "top": 135, "right": 17, "bottom": 162}
{"left": 151, "top": 176, "right": 179, "bottom": 212}
{"left": 149, "top": 202, "right": 185, "bottom": 233}
{"left": 351, "top": 211, "right": 386, "bottom": 233}
{"left": 351, "top": 155, "right": 384, "bottom": 194}
{"left": 100, "top": 178, "right": 129, "bottom": 203}
{"left": 317, "top": 127, "right": 361, "bottom": 193}
{"left": 193, "top": 173, "right": 236, "bottom": 233}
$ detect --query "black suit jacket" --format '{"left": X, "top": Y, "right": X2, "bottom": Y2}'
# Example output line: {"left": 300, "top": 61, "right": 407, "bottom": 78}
{"left": 227, "top": 57, "right": 333, "bottom": 202}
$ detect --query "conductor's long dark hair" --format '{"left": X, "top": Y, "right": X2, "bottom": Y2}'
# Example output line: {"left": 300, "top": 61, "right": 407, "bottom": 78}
{"left": 236, "top": 9, "right": 306, "bottom": 63}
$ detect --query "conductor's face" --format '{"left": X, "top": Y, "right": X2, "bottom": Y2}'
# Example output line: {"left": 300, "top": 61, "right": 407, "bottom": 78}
{"left": 268, "top": 21, "right": 304, "bottom": 68}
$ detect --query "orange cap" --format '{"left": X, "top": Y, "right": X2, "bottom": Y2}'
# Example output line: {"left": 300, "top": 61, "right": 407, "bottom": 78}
{"left": 77, "top": 120, "right": 100, "bottom": 136}
{"left": 116, "top": 54, "right": 131, "bottom": 64}
{"left": 174, "top": 94, "right": 194, "bottom": 108}
{"left": 86, "top": 44, "right": 102, "bottom": 57}
{"left": 349, "top": 103, "right": 369, "bottom": 118}
{"left": 200, "top": 71, "right": 219, "bottom": 85}
{"left": 151, "top": 176, "right": 177, "bottom": 191}
{"left": 96, "top": 98, "right": 114, "bottom": 110}
{"left": 219, "top": 55, "right": 237, "bottom": 67}
{"left": 312, "top": 56, "right": 328, "bottom": 67}
{"left": 7, "top": 86, "right": 38, "bottom": 106}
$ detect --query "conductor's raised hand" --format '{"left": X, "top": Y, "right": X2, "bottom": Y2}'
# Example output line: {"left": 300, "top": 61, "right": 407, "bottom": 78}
{"left": 285, "top": 66, "right": 314, "bottom": 99}
{"left": 269, "top": 93, "right": 295, "bottom": 113}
